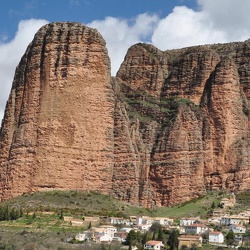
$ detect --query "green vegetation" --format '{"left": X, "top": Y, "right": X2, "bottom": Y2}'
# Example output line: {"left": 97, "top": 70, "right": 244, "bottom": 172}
{"left": 226, "top": 230, "right": 235, "bottom": 246}
{"left": 167, "top": 229, "right": 179, "bottom": 250}
{"left": 0, "top": 190, "right": 153, "bottom": 220}
{"left": 152, "top": 191, "right": 224, "bottom": 219}
{"left": 117, "top": 82, "right": 201, "bottom": 126}
{"left": 236, "top": 189, "right": 250, "bottom": 206}
{"left": 0, "top": 190, "right": 229, "bottom": 222}
{"left": 0, "top": 205, "right": 23, "bottom": 221}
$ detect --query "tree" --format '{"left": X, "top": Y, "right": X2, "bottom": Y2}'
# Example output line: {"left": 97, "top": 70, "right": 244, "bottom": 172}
{"left": 59, "top": 209, "right": 63, "bottom": 220}
{"left": 157, "top": 228, "right": 164, "bottom": 241}
{"left": 167, "top": 229, "right": 179, "bottom": 250}
{"left": 150, "top": 222, "right": 162, "bottom": 233}
{"left": 180, "top": 245, "right": 188, "bottom": 250}
{"left": 152, "top": 231, "right": 156, "bottom": 240}
{"left": 211, "top": 201, "right": 216, "bottom": 209}
{"left": 4, "top": 206, "right": 9, "bottom": 221}
{"left": 32, "top": 212, "right": 36, "bottom": 219}
{"left": 142, "top": 232, "right": 152, "bottom": 245}
{"left": 128, "top": 243, "right": 132, "bottom": 250}
{"left": 226, "top": 230, "right": 235, "bottom": 246}
{"left": 190, "top": 243, "right": 198, "bottom": 250}
{"left": 125, "top": 230, "right": 137, "bottom": 246}
{"left": 20, "top": 207, "right": 23, "bottom": 218}
{"left": 125, "top": 230, "right": 142, "bottom": 247}
{"left": 9, "top": 208, "right": 17, "bottom": 220}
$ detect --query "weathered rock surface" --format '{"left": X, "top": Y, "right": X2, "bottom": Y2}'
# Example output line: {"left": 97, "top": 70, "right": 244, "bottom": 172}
{"left": 0, "top": 22, "right": 250, "bottom": 207}
{"left": 0, "top": 22, "right": 114, "bottom": 199}
{"left": 115, "top": 42, "right": 250, "bottom": 207}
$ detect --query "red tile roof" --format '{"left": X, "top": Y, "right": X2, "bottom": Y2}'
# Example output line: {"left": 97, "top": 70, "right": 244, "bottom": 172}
{"left": 209, "top": 231, "right": 222, "bottom": 235}
{"left": 146, "top": 241, "right": 163, "bottom": 246}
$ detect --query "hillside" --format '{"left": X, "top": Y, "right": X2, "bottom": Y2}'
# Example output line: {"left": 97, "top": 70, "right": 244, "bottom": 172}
{"left": 1, "top": 189, "right": 250, "bottom": 219}
{"left": 0, "top": 190, "right": 249, "bottom": 249}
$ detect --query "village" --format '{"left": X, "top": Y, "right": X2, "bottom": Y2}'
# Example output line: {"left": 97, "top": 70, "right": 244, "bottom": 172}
{"left": 63, "top": 193, "right": 250, "bottom": 249}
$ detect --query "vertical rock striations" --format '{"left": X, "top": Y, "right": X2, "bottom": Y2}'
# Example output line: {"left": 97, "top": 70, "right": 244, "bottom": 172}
{"left": 0, "top": 22, "right": 114, "bottom": 199}
{"left": 115, "top": 42, "right": 250, "bottom": 207}
{"left": 1, "top": 23, "right": 250, "bottom": 207}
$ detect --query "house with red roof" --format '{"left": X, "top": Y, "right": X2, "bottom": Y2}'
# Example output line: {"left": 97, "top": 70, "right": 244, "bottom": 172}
{"left": 144, "top": 240, "right": 164, "bottom": 250}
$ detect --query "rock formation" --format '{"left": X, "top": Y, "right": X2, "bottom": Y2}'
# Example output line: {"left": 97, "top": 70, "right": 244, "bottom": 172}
{"left": 0, "top": 22, "right": 250, "bottom": 207}
{"left": 0, "top": 22, "right": 114, "bottom": 200}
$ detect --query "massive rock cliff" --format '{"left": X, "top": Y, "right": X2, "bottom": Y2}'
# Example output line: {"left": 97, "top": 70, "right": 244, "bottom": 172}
{"left": 0, "top": 22, "right": 114, "bottom": 200}
{"left": 0, "top": 22, "right": 250, "bottom": 207}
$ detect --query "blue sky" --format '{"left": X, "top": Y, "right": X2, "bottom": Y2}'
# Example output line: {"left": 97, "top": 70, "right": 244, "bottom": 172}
{"left": 0, "top": 0, "right": 197, "bottom": 42}
{"left": 1, "top": 0, "right": 250, "bottom": 122}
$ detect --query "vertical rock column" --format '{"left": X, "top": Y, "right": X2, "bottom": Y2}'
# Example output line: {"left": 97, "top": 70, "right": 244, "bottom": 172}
{"left": 0, "top": 22, "right": 114, "bottom": 200}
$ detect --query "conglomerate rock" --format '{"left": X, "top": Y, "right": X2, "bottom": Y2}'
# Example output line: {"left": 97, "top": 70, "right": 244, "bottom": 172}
{"left": 0, "top": 22, "right": 114, "bottom": 200}
{"left": 0, "top": 22, "right": 250, "bottom": 207}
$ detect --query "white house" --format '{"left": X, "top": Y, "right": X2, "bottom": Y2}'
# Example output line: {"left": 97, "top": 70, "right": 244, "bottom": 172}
{"left": 180, "top": 218, "right": 197, "bottom": 226}
{"left": 208, "top": 217, "right": 221, "bottom": 224}
{"left": 144, "top": 240, "right": 164, "bottom": 250}
{"left": 230, "top": 216, "right": 249, "bottom": 225}
{"left": 109, "top": 217, "right": 132, "bottom": 226}
{"left": 75, "top": 233, "right": 86, "bottom": 242}
{"left": 138, "top": 224, "right": 152, "bottom": 232}
{"left": 98, "top": 225, "right": 117, "bottom": 237}
{"left": 185, "top": 224, "right": 208, "bottom": 235}
{"left": 209, "top": 231, "right": 224, "bottom": 243}
{"left": 95, "top": 234, "right": 113, "bottom": 243}
{"left": 229, "top": 224, "right": 246, "bottom": 234}
{"left": 220, "top": 216, "right": 231, "bottom": 226}
{"left": 137, "top": 216, "right": 154, "bottom": 225}
{"left": 110, "top": 217, "right": 125, "bottom": 225}
{"left": 153, "top": 217, "right": 173, "bottom": 226}
{"left": 221, "top": 215, "right": 247, "bottom": 226}
{"left": 120, "top": 227, "right": 133, "bottom": 233}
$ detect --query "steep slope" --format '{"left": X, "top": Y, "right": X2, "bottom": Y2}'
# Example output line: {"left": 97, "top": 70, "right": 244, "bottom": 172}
{"left": 0, "top": 22, "right": 114, "bottom": 199}
{"left": 114, "top": 42, "right": 250, "bottom": 207}
{"left": 0, "top": 22, "right": 250, "bottom": 207}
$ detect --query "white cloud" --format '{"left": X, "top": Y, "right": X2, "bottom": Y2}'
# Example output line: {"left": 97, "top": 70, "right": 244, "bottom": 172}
{"left": 152, "top": 6, "right": 226, "bottom": 50}
{"left": 88, "top": 13, "right": 159, "bottom": 76}
{"left": 0, "top": 19, "right": 48, "bottom": 124}
{"left": 152, "top": 0, "right": 250, "bottom": 50}
{"left": 197, "top": 0, "right": 250, "bottom": 41}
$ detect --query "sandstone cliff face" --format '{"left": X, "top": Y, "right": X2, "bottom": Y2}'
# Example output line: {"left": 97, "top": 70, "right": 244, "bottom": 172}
{"left": 0, "top": 22, "right": 250, "bottom": 207}
{"left": 115, "top": 42, "right": 250, "bottom": 207}
{"left": 0, "top": 22, "right": 114, "bottom": 199}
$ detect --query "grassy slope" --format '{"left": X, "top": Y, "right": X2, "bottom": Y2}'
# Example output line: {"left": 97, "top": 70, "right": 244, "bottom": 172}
{"left": 3, "top": 189, "right": 249, "bottom": 220}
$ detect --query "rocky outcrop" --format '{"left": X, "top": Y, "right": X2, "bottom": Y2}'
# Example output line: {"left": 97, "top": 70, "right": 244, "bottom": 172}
{"left": 114, "top": 42, "right": 250, "bottom": 207}
{"left": 0, "top": 22, "right": 114, "bottom": 199}
{"left": 0, "top": 22, "right": 250, "bottom": 207}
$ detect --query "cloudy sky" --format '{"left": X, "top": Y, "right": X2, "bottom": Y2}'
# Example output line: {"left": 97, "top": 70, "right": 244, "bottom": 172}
{"left": 1, "top": 0, "right": 250, "bottom": 123}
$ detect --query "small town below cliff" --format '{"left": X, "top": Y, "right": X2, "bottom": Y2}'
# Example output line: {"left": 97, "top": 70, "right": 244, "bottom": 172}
{"left": 1, "top": 22, "right": 250, "bottom": 250}
{"left": 0, "top": 190, "right": 249, "bottom": 250}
